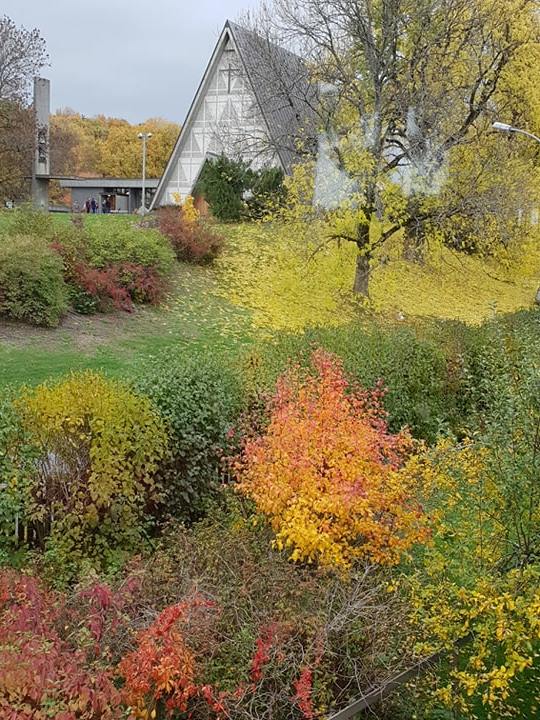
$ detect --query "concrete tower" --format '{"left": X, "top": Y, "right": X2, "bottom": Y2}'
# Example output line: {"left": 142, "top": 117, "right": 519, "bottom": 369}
{"left": 31, "top": 77, "right": 50, "bottom": 209}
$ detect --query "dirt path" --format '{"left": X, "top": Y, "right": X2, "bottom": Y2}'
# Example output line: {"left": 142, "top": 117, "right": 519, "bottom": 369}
{"left": 0, "top": 308, "right": 160, "bottom": 353}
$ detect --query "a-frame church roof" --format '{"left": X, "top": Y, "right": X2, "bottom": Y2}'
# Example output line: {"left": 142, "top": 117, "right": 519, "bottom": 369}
{"left": 227, "top": 21, "right": 317, "bottom": 172}
{"left": 151, "top": 20, "right": 317, "bottom": 208}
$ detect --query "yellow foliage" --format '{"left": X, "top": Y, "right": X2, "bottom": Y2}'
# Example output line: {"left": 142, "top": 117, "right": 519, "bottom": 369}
{"left": 237, "top": 350, "right": 430, "bottom": 569}
{"left": 14, "top": 371, "right": 168, "bottom": 555}
{"left": 181, "top": 195, "right": 199, "bottom": 224}
{"left": 214, "top": 223, "right": 540, "bottom": 333}
{"left": 403, "top": 439, "right": 540, "bottom": 714}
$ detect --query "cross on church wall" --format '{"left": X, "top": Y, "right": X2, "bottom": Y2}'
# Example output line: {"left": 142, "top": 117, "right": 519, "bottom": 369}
{"left": 221, "top": 63, "right": 238, "bottom": 94}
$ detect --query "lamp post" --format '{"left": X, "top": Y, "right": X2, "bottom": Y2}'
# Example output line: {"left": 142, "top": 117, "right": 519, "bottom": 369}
{"left": 492, "top": 121, "right": 540, "bottom": 304}
{"left": 492, "top": 121, "right": 540, "bottom": 145}
{"left": 138, "top": 132, "right": 153, "bottom": 214}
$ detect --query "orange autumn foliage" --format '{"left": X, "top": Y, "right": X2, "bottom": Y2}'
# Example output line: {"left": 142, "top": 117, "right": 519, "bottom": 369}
{"left": 119, "top": 597, "right": 218, "bottom": 718}
{"left": 237, "top": 349, "right": 429, "bottom": 568}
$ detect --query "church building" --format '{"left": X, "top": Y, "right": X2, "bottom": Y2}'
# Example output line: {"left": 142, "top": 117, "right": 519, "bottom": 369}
{"left": 151, "top": 20, "right": 316, "bottom": 209}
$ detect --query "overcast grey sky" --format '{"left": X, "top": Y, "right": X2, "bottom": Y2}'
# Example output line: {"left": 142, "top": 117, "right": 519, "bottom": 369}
{"left": 3, "top": 0, "right": 257, "bottom": 123}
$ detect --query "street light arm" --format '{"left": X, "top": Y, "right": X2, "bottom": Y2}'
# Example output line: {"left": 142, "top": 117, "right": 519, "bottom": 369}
{"left": 512, "top": 128, "right": 540, "bottom": 145}
{"left": 492, "top": 121, "right": 540, "bottom": 145}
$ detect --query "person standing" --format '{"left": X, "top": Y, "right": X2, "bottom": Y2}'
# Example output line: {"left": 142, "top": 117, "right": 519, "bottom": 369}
{"left": 85, "top": 199, "right": 91, "bottom": 213}
{"left": 91, "top": 197, "right": 97, "bottom": 214}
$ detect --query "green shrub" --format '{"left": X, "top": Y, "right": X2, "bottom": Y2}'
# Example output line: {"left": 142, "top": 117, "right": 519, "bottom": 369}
{"left": 134, "top": 352, "right": 242, "bottom": 521}
{"left": 0, "top": 235, "right": 68, "bottom": 326}
{"left": 457, "top": 311, "right": 540, "bottom": 568}
{"left": 0, "top": 390, "right": 36, "bottom": 562}
{"left": 246, "top": 167, "right": 286, "bottom": 219}
{"left": 3, "top": 205, "right": 54, "bottom": 240}
{"left": 195, "top": 155, "right": 250, "bottom": 222}
{"left": 85, "top": 220, "right": 175, "bottom": 277}
{"left": 13, "top": 371, "right": 168, "bottom": 583}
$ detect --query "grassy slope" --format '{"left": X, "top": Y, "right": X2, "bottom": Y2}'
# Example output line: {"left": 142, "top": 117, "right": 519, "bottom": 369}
{"left": 0, "top": 213, "right": 539, "bottom": 388}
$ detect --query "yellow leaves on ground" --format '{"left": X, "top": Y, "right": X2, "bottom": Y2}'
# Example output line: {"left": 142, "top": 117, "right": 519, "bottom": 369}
{"left": 213, "top": 223, "right": 540, "bottom": 334}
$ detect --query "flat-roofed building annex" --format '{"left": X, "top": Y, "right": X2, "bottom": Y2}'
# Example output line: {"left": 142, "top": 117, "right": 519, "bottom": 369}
{"left": 59, "top": 178, "right": 160, "bottom": 214}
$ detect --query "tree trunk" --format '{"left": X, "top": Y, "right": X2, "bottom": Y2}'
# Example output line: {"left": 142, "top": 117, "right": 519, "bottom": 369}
{"left": 403, "top": 196, "right": 427, "bottom": 263}
{"left": 353, "top": 251, "right": 370, "bottom": 295}
{"left": 353, "top": 218, "right": 372, "bottom": 295}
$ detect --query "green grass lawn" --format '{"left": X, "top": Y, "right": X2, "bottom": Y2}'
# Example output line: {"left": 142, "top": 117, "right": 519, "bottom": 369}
{"left": 1, "top": 212, "right": 539, "bottom": 389}
{"left": 0, "top": 259, "right": 253, "bottom": 388}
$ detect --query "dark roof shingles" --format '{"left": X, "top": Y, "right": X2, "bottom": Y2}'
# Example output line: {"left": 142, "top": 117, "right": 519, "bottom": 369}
{"left": 227, "top": 21, "right": 318, "bottom": 173}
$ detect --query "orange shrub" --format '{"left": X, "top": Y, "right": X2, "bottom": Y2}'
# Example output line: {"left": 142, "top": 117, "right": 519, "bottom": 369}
{"left": 236, "top": 349, "right": 429, "bottom": 568}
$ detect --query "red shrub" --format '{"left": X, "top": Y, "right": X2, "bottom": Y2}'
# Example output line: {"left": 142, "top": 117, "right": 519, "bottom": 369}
{"left": 0, "top": 570, "right": 123, "bottom": 719}
{"left": 119, "top": 596, "right": 227, "bottom": 718}
{"left": 157, "top": 206, "right": 224, "bottom": 264}
{"left": 293, "top": 667, "right": 315, "bottom": 719}
{"left": 250, "top": 624, "right": 279, "bottom": 682}
{"left": 75, "top": 263, "right": 133, "bottom": 312}
{"left": 118, "top": 262, "right": 166, "bottom": 305}
{"left": 51, "top": 241, "right": 167, "bottom": 313}
{"left": 0, "top": 567, "right": 326, "bottom": 720}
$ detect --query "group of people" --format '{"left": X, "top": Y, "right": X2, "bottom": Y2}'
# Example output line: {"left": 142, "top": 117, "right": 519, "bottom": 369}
{"left": 84, "top": 197, "right": 112, "bottom": 213}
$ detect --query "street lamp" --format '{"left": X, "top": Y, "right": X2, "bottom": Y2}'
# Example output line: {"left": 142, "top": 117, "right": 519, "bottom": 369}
{"left": 138, "top": 132, "right": 153, "bottom": 214}
{"left": 492, "top": 121, "right": 540, "bottom": 145}
{"left": 492, "top": 121, "right": 540, "bottom": 304}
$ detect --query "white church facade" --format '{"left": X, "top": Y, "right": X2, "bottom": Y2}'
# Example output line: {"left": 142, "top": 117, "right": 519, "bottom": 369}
{"left": 151, "top": 21, "right": 315, "bottom": 209}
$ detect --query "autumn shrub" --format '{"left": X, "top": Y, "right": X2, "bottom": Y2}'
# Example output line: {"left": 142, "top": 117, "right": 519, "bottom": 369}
{"left": 52, "top": 239, "right": 131, "bottom": 313}
{"left": 400, "top": 438, "right": 540, "bottom": 718}
{"left": 248, "top": 322, "right": 455, "bottom": 442}
{"left": 0, "top": 497, "right": 420, "bottom": 720}
{"left": 157, "top": 205, "right": 224, "bottom": 264}
{"left": 134, "top": 352, "right": 241, "bottom": 521}
{"left": 386, "top": 316, "right": 540, "bottom": 716}
{"left": 0, "top": 235, "right": 68, "bottom": 326}
{"left": 13, "top": 371, "right": 168, "bottom": 582}
{"left": 122, "top": 500, "right": 415, "bottom": 719}
{"left": 0, "top": 569, "right": 132, "bottom": 719}
{"left": 85, "top": 219, "right": 175, "bottom": 277}
{"left": 51, "top": 218, "right": 170, "bottom": 313}
{"left": 236, "top": 349, "right": 430, "bottom": 568}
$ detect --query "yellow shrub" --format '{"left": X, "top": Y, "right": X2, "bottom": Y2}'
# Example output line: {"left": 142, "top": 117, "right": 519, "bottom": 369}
{"left": 14, "top": 371, "right": 168, "bottom": 575}
{"left": 181, "top": 195, "right": 199, "bottom": 224}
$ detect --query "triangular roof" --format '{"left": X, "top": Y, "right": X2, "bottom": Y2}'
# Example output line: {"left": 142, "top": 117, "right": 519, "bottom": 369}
{"left": 227, "top": 21, "right": 317, "bottom": 172}
{"left": 151, "top": 20, "right": 316, "bottom": 208}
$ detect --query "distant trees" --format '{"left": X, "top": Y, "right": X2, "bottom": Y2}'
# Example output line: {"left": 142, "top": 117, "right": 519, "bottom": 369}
{"left": 98, "top": 118, "right": 179, "bottom": 178}
{"left": 0, "top": 15, "right": 48, "bottom": 202}
{"left": 49, "top": 112, "right": 180, "bottom": 180}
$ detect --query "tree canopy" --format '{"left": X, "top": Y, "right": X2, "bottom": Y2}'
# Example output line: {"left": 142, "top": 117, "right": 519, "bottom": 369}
{"left": 249, "top": 0, "right": 540, "bottom": 294}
